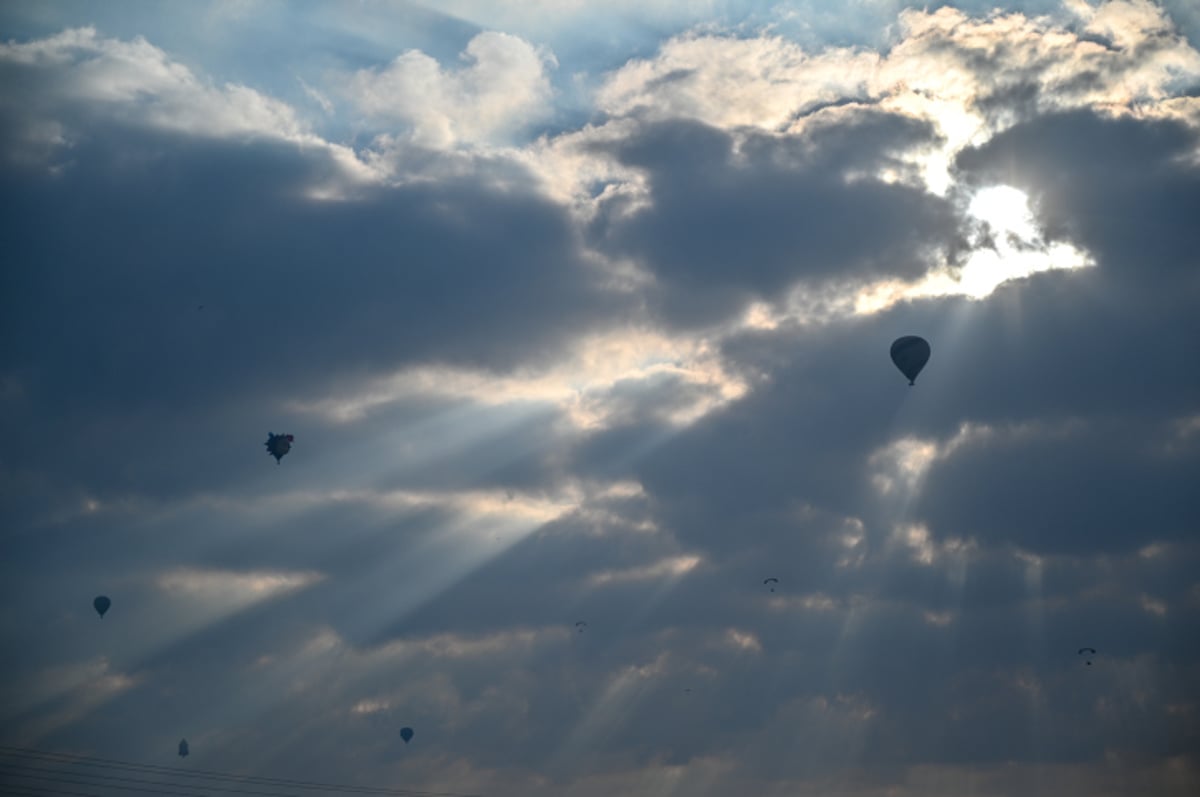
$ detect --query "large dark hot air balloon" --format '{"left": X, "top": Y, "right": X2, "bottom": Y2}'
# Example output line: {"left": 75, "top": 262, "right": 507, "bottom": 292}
{"left": 93, "top": 596, "right": 111, "bottom": 618}
{"left": 890, "top": 336, "right": 931, "bottom": 385}
{"left": 265, "top": 432, "right": 294, "bottom": 464}
{"left": 400, "top": 727, "right": 414, "bottom": 744}
{"left": 178, "top": 739, "right": 189, "bottom": 757}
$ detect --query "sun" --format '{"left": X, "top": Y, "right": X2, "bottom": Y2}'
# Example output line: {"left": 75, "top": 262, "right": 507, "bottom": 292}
{"left": 968, "top": 185, "right": 1038, "bottom": 238}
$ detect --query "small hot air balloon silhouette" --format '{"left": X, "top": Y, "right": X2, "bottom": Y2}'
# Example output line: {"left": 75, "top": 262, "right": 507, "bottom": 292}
{"left": 399, "top": 727, "right": 414, "bottom": 744}
{"left": 890, "top": 336, "right": 931, "bottom": 385}
{"left": 178, "top": 739, "right": 189, "bottom": 757}
{"left": 1078, "top": 647, "right": 1097, "bottom": 666}
{"left": 265, "top": 432, "right": 294, "bottom": 464}
{"left": 93, "top": 596, "right": 111, "bottom": 618}
{"left": 763, "top": 577, "right": 779, "bottom": 593}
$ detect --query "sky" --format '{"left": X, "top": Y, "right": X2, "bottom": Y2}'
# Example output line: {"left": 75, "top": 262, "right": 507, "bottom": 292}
{"left": 1, "top": 1, "right": 1198, "bottom": 795}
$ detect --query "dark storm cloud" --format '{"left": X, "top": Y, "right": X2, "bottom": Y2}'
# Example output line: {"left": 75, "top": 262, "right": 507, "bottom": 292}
{"left": 0, "top": 119, "right": 632, "bottom": 515}
{"left": 4, "top": 7, "right": 1200, "bottom": 796}
{"left": 0, "top": 127, "right": 610, "bottom": 405}
{"left": 525, "top": 100, "right": 1200, "bottom": 783}
{"left": 620, "top": 113, "right": 1200, "bottom": 556}
{"left": 587, "top": 112, "right": 964, "bottom": 327}
{"left": 956, "top": 109, "right": 1200, "bottom": 281}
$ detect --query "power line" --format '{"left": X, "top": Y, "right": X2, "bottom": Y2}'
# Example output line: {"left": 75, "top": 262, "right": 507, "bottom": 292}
{"left": 2, "top": 760, "right": 326, "bottom": 797}
{"left": 0, "top": 747, "right": 482, "bottom": 797}
{"left": 4, "top": 784, "right": 112, "bottom": 797}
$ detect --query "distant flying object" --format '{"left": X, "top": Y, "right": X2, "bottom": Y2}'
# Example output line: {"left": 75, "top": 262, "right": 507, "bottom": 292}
{"left": 265, "top": 433, "right": 294, "bottom": 464}
{"left": 890, "top": 336, "right": 931, "bottom": 385}
{"left": 400, "top": 727, "right": 414, "bottom": 744}
{"left": 763, "top": 578, "right": 779, "bottom": 593}
{"left": 1078, "top": 647, "right": 1097, "bottom": 666}
{"left": 178, "top": 739, "right": 189, "bottom": 757}
{"left": 93, "top": 596, "right": 111, "bottom": 618}
{"left": 575, "top": 621, "right": 587, "bottom": 633}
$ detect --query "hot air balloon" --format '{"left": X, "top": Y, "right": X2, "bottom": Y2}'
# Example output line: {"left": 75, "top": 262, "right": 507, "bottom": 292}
{"left": 178, "top": 739, "right": 189, "bottom": 757}
{"left": 763, "top": 578, "right": 779, "bottom": 593}
{"left": 1078, "top": 647, "right": 1097, "bottom": 666}
{"left": 400, "top": 727, "right": 414, "bottom": 744}
{"left": 890, "top": 336, "right": 931, "bottom": 385}
{"left": 265, "top": 432, "right": 294, "bottom": 464}
{"left": 93, "top": 596, "right": 111, "bottom": 618}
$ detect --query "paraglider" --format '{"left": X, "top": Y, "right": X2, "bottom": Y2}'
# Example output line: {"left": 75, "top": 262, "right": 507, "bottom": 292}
{"left": 575, "top": 621, "right": 587, "bottom": 633}
{"left": 890, "top": 336, "right": 931, "bottom": 385}
{"left": 265, "top": 433, "right": 294, "bottom": 464}
{"left": 178, "top": 739, "right": 189, "bottom": 757}
{"left": 1078, "top": 647, "right": 1097, "bottom": 666}
{"left": 93, "top": 596, "right": 111, "bottom": 618}
{"left": 399, "top": 727, "right": 414, "bottom": 744}
{"left": 763, "top": 578, "right": 779, "bottom": 593}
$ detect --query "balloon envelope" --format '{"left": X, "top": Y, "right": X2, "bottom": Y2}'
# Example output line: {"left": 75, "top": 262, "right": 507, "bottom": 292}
{"left": 890, "top": 336, "right": 931, "bottom": 385}
{"left": 178, "top": 739, "right": 189, "bottom": 757}
{"left": 400, "top": 727, "right": 414, "bottom": 743}
{"left": 93, "top": 596, "right": 111, "bottom": 618}
{"left": 265, "top": 432, "right": 293, "bottom": 463}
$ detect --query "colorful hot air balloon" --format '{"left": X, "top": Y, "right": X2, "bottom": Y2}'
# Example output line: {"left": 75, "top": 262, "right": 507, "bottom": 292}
{"left": 890, "top": 336, "right": 931, "bottom": 385}
{"left": 93, "top": 596, "right": 111, "bottom": 618}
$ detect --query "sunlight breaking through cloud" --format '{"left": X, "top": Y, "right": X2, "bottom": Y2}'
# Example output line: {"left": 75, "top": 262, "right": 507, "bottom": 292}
{"left": 285, "top": 329, "right": 749, "bottom": 431}
{"left": 856, "top": 184, "right": 1094, "bottom": 312}
{"left": 588, "top": 555, "right": 702, "bottom": 587}
{"left": 156, "top": 568, "right": 326, "bottom": 612}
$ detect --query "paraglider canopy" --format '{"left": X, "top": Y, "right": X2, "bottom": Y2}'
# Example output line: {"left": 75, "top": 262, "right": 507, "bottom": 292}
{"left": 575, "top": 621, "right": 587, "bottom": 633}
{"left": 399, "top": 727, "right": 414, "bottom": 744}
{"left": 763, "top": 578, "right": 779, "bottom": 593}
{"left": 265, "top": 432, "right": 294, "bottom": 464}
{"left": 1078, "top": 647, "right": 1097, "bottom": 665}
{"left": 890, "top": 336, "right": 931, "bottom": 385}
{"left": 178, "top": 739, "right": 189, "bottom": 757}
{"left": 93, "top": 596, "right": 111, "bottom": 618}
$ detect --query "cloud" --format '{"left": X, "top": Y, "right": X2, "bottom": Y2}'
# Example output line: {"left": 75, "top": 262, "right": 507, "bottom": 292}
{"left": 0, "top": 26, "right": 368, "bottom": 175}
{"left": 345, "top": 31, "right": 557, "bottom": 148}
{"left": 586, "top": 115, "right": 961, "bottom": 328}
{"left": 2, "top": 4, "right": 1200, "bottom": 795}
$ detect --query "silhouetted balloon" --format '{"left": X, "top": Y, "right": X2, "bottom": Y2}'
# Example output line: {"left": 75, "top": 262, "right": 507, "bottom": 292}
{"left": 178, "top": 739, "right": 189, "bottom": 757}
{"left": 265, "top": 432, "right": 294, "bottom": 464}
{"left": 93, "top": 596, "right": 111, "bottom": 618}
{"left": 400, "top": 727, "right": 414, "bottom": 744}
{"left": 890, "top": 336, "right": 931, "bottom": 385}
{"left": 763, "top": 577, "right": 779, "bottom": 593}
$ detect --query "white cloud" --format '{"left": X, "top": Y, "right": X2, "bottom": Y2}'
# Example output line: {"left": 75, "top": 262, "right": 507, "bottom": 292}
{"left": 156, "top": 567, "right": 325, "bottom": 606}
{"left": 346, "top": 32, "right": 557, "bottom": 148}
{"left": 285, "top": 327, "right": 749, "bottom": 431}
{"left": 596, "top": 33, "right": 878, "bottom": 130}
{"left": 588, "top": 554, "right": 702, "bottom": 586}
{"left": 591, "top": 3, "right": 1200, "bottom": 193}
{"left": 0, "top": 27, "right": 380, "bottom": 186}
